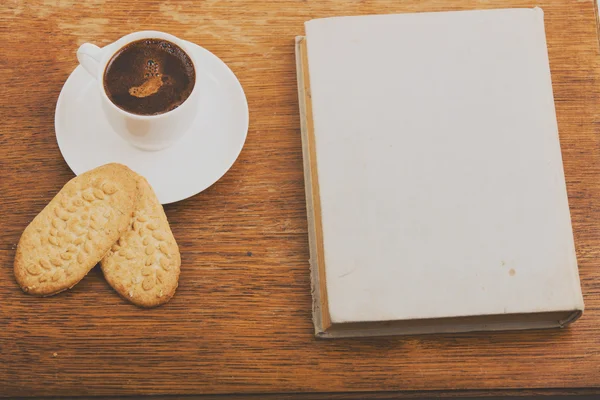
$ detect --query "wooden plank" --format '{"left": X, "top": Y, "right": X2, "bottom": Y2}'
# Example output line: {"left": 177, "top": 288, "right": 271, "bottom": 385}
{"left": 8, "top": 388, "right": 600, "bottom": 399}
{"left": 1, "top": 0, "right": 599, "bottom": 397}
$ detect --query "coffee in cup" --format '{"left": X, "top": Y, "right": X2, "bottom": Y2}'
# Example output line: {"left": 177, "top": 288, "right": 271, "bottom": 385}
{"left": 103, "top": 39, "right": 195, "bottom": 116}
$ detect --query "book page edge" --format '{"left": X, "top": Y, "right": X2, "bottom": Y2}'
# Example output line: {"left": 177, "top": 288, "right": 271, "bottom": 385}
{"left": 295, "top": 36, "right": 332, "bottom": 335}
{"left": 317, "top": 309, "right": 583, "bottom": 339}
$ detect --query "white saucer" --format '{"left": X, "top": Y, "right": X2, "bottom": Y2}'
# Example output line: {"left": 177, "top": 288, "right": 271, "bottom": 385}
{"left": 55, "top": 41, "right": 249, "bottom": 204}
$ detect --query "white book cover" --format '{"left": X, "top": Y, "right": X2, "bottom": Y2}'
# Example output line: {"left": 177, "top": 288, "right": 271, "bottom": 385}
{"left": 299, "top": 8, "right": 584, "bottom": 337}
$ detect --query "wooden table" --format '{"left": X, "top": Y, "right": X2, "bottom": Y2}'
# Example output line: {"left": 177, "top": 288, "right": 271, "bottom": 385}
{"left": 1, "top": 0, "right": 600, "bottom": 398}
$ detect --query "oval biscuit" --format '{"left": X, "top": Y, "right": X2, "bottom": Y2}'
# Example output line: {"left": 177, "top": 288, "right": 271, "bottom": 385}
{"left": 14, "top": 163, "right": 138, "bottom": 296}
{"left": 101, "top": 174, "right": 181, "bottom": 308}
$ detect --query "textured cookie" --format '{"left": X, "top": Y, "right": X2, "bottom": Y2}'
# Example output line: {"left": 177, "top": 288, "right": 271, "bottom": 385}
{"left": 14, "top": 163, "right": 138, "bottom": 296}
{"left": 101, "top": 174, "right": 181, "bottom": 308}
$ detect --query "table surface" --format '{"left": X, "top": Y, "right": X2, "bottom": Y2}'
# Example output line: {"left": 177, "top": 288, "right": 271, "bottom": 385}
{"left": 1, "top": 0, "right": 600, "bottom": 398}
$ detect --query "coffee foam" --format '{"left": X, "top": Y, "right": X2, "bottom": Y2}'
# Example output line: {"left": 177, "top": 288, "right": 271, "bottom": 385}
{"left": 129, "top": 75, "right": 163, "bottom": 98}
{"left": 129, "top": 59, "right": 167, "bottom": 98}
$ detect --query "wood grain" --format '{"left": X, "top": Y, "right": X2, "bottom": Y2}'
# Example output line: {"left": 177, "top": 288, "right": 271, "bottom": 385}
{"left": 1, "top": 0, "right": 600, "bottom": 397}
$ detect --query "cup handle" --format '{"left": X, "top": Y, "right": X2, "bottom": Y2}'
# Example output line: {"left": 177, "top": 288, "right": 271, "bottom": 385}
{"left": 77, "top": 43, "right": 103, "bottom": 78}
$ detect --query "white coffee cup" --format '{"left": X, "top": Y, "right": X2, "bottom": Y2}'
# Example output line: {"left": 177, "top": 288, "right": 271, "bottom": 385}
{"left": 77, "top": 31, "right": 200, "bottom": 151}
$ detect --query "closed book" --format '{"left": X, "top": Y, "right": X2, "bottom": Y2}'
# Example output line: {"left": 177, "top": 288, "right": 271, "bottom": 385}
{"left": 295, "top": 8, "right": 584, "bottom": 338}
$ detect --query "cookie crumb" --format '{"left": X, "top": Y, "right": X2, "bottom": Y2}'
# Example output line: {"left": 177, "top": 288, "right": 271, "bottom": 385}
{"left": 53, "top": 352, "right": 58, "bottom": 357}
